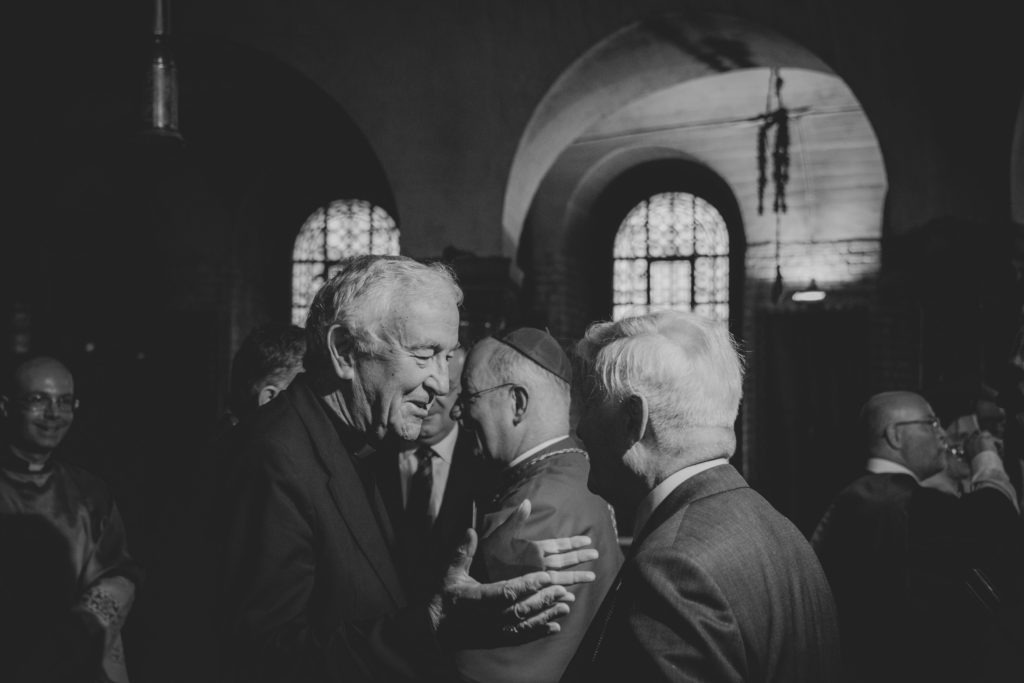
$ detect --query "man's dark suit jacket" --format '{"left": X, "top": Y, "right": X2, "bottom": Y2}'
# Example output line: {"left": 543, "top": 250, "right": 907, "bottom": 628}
{"left": 455, "top": 437, "right": 623, "bottom": 683}
{"left": 564, "top": 463, "right": 841, "bottom": 683}
{"left": 375, "top": 425, "right": 478, "bottom": 602}
{"left": 218, "top": 375, "right": 451, "bottom": 683}
{"left": 811, "top": 471, "right": 1024, "bottom": 683}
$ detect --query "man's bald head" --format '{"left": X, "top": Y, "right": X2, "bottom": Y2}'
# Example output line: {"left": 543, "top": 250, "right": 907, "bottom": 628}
{"left": 460, "top": 336, "right": 571, "bottom": 464}
{"left": 1, "top": 356, "right": 76, "bottom": 463}
{"left": 860, "top": 390, "right": 946, "bottom": 479}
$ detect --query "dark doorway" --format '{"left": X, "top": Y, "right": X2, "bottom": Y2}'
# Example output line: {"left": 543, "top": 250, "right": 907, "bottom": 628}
{"left": 752, "top": 306, "right": 870, "bottom": 535}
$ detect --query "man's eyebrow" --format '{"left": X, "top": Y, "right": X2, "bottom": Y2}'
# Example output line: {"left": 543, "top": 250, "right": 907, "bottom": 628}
{"left": 404, "top": 343, "right": 444, "bottom": 354}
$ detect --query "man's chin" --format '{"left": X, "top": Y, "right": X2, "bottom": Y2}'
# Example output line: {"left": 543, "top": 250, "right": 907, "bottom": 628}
{"left": 393, "top": 417, "right": 425, "bottom": 441}
{"left": 28, "top": 431, "right": 66, "bottom": 448}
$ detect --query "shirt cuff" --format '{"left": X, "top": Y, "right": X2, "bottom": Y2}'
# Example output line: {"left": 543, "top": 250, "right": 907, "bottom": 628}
{"left": 970, "top": 451, "right": 1020, "bottom": 513}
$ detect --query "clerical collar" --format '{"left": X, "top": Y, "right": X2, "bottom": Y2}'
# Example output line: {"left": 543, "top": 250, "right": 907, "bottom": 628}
{"left": 508, "top": 435, "right": 569, "bottom": 469}
{"left": 866, "top": 457, "right": 918, "bottom": 482}
{"left": 1, "top": 447, "right": 53, "bottom": 474}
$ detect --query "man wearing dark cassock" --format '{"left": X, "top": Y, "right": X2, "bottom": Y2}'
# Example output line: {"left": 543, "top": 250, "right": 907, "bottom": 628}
{"left": 1, "top": 355, "right": 141, "bottom": 683}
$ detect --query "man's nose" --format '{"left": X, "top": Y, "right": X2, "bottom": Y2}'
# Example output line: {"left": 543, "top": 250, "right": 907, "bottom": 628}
{"left": 425, "top": 355, "right": 450, "bottom": 397}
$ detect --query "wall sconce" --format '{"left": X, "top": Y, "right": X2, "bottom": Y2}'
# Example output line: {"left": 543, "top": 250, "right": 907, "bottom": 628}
{"left": 791, "top": 279, "right": 826, "bottom": 303}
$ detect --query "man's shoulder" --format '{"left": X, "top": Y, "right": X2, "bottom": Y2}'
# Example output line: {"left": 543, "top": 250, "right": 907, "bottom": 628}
{"left": 813, "top": 473, "right": 916, "bottom": 542}
{"left": 637, "top": 486, "right": 825, "bottom": 587}
{"left": 54, "top": 460, "right": 111, "bottom": 492}
{"left": 838, "top": 472, "right": 917, "bottom": 508}
{"left": 229, "top": 387, "right": 333, "bottom": 478}
{"left": 46, "top": 461, "right": 119, "bottom": 515}
{"left": 500, "top": 447, "right": 593, "bottom": 504}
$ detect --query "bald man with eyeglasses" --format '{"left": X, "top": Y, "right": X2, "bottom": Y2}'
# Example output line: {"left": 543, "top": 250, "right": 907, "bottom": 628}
{"left": 0, "top": 355, "right": 141, "bottom": 683}
{"left": 811, "top": 390, "right": 1023, "bottom": 683}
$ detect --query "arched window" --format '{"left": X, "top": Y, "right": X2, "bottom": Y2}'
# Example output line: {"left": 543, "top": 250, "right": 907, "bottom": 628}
{"left": 613, "top": 192, "right": 729, "bottom": 322}
{"left": 291, "top": 199, "right": 399, "bottom": 325}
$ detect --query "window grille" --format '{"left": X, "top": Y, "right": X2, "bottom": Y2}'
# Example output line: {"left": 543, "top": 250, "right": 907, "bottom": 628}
{"left": 613, "top": 192, "right": 729, "bottom": 322}
{"left": 292, "top": 199, "right": 399, "bottom": 325}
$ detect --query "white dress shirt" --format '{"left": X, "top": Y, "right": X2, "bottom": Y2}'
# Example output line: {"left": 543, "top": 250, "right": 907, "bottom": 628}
{"left": 632, "top": 458, "right": 730, "bottom": 538}
{"left": 398, "top": 424, "right": 458, "bottom": 520}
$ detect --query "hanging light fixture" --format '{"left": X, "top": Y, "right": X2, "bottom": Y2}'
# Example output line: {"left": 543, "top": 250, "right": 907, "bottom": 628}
{"left": 143, "top": 0, "right": 182, "bottom": 140}
{"left": 756, "top": 68, "right": 790, "bottom": 304}
{"left": 770, "top": 213, "right": 785, "bottom": 303}
{"left": 791, "top": 279, "right": 826, "bottom": 303}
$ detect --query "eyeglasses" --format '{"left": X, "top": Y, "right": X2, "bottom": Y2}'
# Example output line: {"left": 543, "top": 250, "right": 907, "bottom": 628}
{"left": 890, "top": 416, "right": 942, "bottom": 432}
{"left": 458, "top": 383, "right": 515, "bottom": 408}
{"left": 14, "top": 393, "right": 79, "bottom": 414}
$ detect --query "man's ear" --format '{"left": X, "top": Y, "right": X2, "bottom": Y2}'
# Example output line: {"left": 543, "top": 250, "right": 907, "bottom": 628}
{"left": 883, "top": 423, "right": 900, "bottom": 450}
{"left": 511, "top": 385, "right": 529, "bottom": 426}
{"left": 257, "top": 385, "right": 280, "bottom": 407}
{"left": 625, "top": 394, "right": 649, "bottom": 444}
{"left": 327, "top": 325, "right": 356, "bottom": 380}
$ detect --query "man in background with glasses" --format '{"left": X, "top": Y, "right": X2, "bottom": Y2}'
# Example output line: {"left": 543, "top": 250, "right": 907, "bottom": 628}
{"left": 0, "top": 355, "right": 141, "bottom": 682}
{"left": 811, "top": 390, "right": 1023, "bottom": 683}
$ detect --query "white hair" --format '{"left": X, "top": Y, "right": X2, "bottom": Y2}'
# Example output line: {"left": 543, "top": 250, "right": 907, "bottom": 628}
{"left": 305, "top": 255, "right": 463, "bottom": 373}
{"left": 576, "top": 310, "right": 744, "bottom": 450}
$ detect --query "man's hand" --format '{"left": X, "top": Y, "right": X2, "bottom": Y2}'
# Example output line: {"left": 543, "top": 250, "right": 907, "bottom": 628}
{"left": 964, "top": 430, "right": 1001, "bottom": 462}
{"left": 532, "top": 535, "right": 599, "bottom": 569}
{"left": 486, "top": 499, "right": 600, "bottom": 575}
{"left": 430, "top": 499, "right": 597, "bottom": 647}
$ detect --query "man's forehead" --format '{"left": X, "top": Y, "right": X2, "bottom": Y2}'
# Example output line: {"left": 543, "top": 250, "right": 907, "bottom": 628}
{"left": 894, "top": 397, "right": 932, "bottom": 419}
{"left": 15, "top": 360, "right": 73, "bottom": 392}
{"left": 392, "top": 299, "right": 459, "bottom": 347}
{"left": 462, "top": 347, "right": 494, "bottom": 387}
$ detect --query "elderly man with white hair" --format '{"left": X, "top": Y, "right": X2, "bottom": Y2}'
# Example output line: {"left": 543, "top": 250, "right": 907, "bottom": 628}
{"left": 562, "top": 310, "right": 841, "bottom": 683}
{"left": 219, "top": 255, "right": 598, "bottom": 683}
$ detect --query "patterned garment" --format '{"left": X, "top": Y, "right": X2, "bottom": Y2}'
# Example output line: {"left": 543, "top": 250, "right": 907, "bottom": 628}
{"left": 456, "top": 437, "right": 624, "bottom": 683}
{"left": 0, "top": 452, "right": 141, "bottom": 682}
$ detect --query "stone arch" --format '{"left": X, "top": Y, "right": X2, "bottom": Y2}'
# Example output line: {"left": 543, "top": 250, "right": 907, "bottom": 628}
{"left": 504, "top": 11, "right": 885, "bottom": 256}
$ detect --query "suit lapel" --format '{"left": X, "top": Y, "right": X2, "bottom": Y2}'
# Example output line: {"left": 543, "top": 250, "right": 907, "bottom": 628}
{"left": 567, "top": 463, "right": 749, "bottom": 678}
{"left": 432, "top": 426, "right": 476, "bottom": 542}
{"left": 289, "top": 379, "right": 405, "bottom": 607}
{"left": 375, "top": 445, "right": 404, "bottom": 531}
{"left": 633, "top": 463, "right": 748, "bottom": 547}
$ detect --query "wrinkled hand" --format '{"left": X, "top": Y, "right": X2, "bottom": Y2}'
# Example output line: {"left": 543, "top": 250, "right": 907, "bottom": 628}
{"left": 430, "top": 499, "right": 597, "bottom": 647}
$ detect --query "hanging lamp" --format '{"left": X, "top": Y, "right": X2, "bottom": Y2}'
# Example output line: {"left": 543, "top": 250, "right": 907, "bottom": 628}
{"left": 142, "top": 0, "right": 182, "bottom": 140}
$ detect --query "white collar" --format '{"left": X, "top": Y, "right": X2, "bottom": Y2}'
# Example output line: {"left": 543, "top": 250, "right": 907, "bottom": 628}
{"left": 633, "top": 458, "right": 729, "bottom": 538}
{"left": 417, "top": 423, "right": 459, "bottom": 463}
{"left": 866, "top": 457, "right": 918, "bottom": 482}
{"left": 508, "top": 435, "right": 570, "bottom": 469}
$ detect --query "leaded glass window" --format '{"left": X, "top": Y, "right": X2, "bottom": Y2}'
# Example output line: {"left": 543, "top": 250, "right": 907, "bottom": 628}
{"left": 613, "top": 192, "right": 729, "bottom": 322}
{"left": 292, "top": 199, "right": 399, "bottom": 325}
